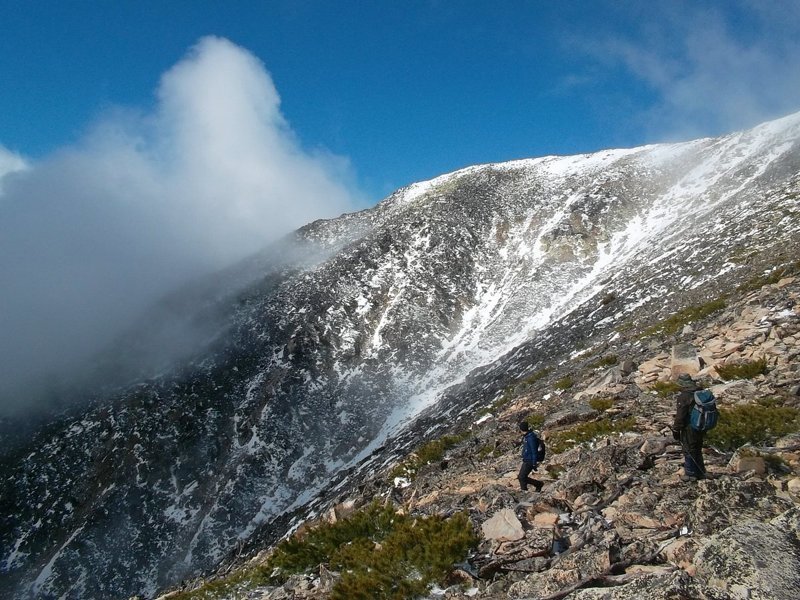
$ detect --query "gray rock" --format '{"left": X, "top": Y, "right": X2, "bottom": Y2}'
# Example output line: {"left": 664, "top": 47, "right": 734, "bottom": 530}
{"left": 568, "top": 569, "right": 729, "bottom": 599}
{"left": 694, "top": 507, "right": 800, "bottom": 599}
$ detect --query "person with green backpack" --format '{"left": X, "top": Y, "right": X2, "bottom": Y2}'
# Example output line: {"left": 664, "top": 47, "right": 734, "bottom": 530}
{"left": 672, "top": 373, "right": 718, "bottom": 481}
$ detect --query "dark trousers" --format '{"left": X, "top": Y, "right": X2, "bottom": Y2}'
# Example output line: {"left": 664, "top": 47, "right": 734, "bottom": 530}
{"left": 680, "top": 427, "right": 706, "bottom": 477}
{"left": 518, "top": 460, "right": 542, "bottom": 491}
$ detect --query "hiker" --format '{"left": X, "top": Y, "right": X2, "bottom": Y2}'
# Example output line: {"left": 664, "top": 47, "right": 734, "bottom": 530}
{"left": 518, "top": 421, "right": 544, "bottom": 491}
{"left": 672, "top": 373, "right": 706, "bottom": 480}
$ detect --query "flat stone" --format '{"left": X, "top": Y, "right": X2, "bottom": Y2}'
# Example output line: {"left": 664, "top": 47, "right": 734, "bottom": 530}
{"left": 730, "top": 455, "right": 766, "bottom": 475}
{"left": 671, "top": 343, "right": 700, "bottom": 377}
{"left": 533, "top": 511, "right": 559, "bottom": 527}
{"left": 481, "top": 508, "right": 525, "bottom": 542}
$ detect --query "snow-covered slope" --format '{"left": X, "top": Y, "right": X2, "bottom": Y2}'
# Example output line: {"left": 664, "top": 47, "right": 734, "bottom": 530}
{"left": 2, "top": 112, "right": 800, "bottom": 599}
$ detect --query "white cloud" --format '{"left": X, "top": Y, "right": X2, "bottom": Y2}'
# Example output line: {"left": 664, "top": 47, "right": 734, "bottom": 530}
{"left": 579, "top": 2, "right": 800, "bottom": 139}
{"left": 0, "top": 145, "right": 28, "bottom": 191}
{"left": 0, "top": 36, "right": 361, "bottom": 415}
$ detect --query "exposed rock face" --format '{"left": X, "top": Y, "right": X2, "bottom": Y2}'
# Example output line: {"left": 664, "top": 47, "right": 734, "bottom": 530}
{"left": 2, "top": 113, "right": 800, "bottom": 599}
{"left": 694, "top": 508, "right": 800, "bottom": 599}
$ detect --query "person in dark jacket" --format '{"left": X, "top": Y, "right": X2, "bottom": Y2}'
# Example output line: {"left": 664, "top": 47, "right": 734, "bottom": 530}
{"left": 518, "top": 421, "right": 543, "bottom": 491}
{"left": 672, "top": 373, "right": 706, "bottom": 480}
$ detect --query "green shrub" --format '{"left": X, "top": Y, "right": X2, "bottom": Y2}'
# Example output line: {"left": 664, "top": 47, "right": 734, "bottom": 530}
{"left": 589, "top": 398, "right": 614, "bottom": 411}
{"left": 526, "top": 413, "right": 545, "bottom": 430}
{"left": 736, "top": 262, "right": 800, "bottom": 293}
{"left": 390, "top": 432, "right": 470, "bottom": 480}
{"left": 331, "top": 511, "right": 476, "bottom": 599}
{"left": 706, "top": 403, "right": 800, "bottom": 451}
{"left": 651, "top": 381, "right": 681, "bottom": 397}
{"left": 588, "top": 355, "right": 618, "bottom": 369}
{"left": 548, "top": 417, "right": 637, "bottom": 454}
{"left": 263, "top": 502, "right": 477, "bottom": 600}
{"left": 520, "top": 367, "right": 552, "bottom": 386}
{"left": 716, "top": 358, "right": 768, "bottom": 381}
{"left": 477, "top": 444, "right": 498, "bottom": 459}
{"left": 554, "top": 376, "right": 574, "bottom": 390}
{"left": 643, "top": 298, "right": 727, "bottom": 337}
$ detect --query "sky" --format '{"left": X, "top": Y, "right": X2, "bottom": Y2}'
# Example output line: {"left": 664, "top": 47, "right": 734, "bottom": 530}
{"left": 1, "top": 0, "right": 800, "bottom": 416}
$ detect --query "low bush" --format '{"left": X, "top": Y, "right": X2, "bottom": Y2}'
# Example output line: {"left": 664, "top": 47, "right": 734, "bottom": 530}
{"left": 589, "top": 398, "right": 614, "bottom": 411}
{"left": 716, "top": 358, "right": 768, "bottom": 381}
{"left": 263, "top": 502, "right": 477, "bottom": 600}
{"left": 706, "top": 403, "right": 800, "bottom": 451}
{"left": 554, "top": 376, "right": 574, "bottom": 390}
{"left": 520, "top": 367, "right": 552, "bottom": 386}
{"left": 588, "top": 355, "right": 618, "bottom": 369}
{"left": 643, "top": 298, "right": 727, "bottom": 337}
{"left": 548, "top": 417, "right": 637, "bottom": 454}
{"left": 526, "top": 413, "right": 545, "bottom": 430}
{"left": 651, "top": 381, "right": 681, "bottom": 397}
{"left": 545, "top": 464, "right": 566, "bottom": 479}
{"left": 736, "top": 261, "right": 800, "bottom": 293}
{"left": 390, "top": 432, "right": 470, "bottom": 480}
{"left": 600, "top": 292, "right": 617, "bottom": 305}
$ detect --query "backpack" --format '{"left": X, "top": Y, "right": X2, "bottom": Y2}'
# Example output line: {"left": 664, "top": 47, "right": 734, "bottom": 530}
{"left": 689, "top": 389, "right": 718, "bottom": 431}
{"left": 536, "top": 437, "right": 547, "bottom": 462}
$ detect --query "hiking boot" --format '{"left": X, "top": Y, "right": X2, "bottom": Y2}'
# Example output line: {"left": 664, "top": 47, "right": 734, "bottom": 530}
{"left": 533, "top": 481, "right": 544, "bottom": 492}
{"left": 681, "top": 474, "right": 699, "bottom": 482}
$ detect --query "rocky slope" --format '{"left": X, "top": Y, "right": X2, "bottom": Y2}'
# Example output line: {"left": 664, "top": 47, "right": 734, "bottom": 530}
{"left": 188, "top": 265, "right": 800, "bottom": 600}
{"left": 2, "top": 112, "right": 800, "bottom": 599}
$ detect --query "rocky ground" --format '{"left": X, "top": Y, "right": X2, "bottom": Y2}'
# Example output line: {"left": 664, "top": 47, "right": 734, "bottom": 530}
{"left": 161, "top": 271, "right": 800, "bottom": 600}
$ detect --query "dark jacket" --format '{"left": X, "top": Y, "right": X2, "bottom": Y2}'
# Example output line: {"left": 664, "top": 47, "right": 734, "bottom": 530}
{"left": 673, "top": 388, "right": 697, "bottom": 431}
{"left": 522, "top": 431, "right": 539, "bottom": 463}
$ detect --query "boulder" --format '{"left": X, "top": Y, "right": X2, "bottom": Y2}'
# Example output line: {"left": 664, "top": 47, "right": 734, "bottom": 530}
{"left": 694, "top": 508, "right": 800, "bottom": 599}
{"left": 671, "top": 343, "right": 700, "bottom": 378}
{"left": 729, "top": 454, "right": 766, "bottom": 475}
{"left": 481, "top": 508, "right": 525, "bottom": 542}
{"left": 566, "top": 570, "right": 722, "bottom": 599}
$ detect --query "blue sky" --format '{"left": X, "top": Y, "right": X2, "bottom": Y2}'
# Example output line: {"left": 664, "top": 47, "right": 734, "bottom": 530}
{"left": 3, "top": 0, "right": 799, "bottom": 200}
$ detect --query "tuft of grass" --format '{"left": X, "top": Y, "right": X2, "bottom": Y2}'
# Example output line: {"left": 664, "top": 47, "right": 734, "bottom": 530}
{"left": 643, "top": 298, "right": 727, "bottom": 337}
{"left": 548, "top": 417, "right": 638, "bottom": 454}
{"left": 651, "top": 380, "right": 681, "bottom": 397}
{"left": 390, "top": 432, "right": 470, "bottom": 480}
{"left": 706, "top": 403, "right": 800, "bottom": 451}
{"left": 588, "top": 355, "right": 618, "bottom": 369}
{"left": 716, "top": 358, "right": 768, "bottom": 381}
{"left": 589, "top": 398, "right": 614, "bottom": 411}
{"left": 554, "top": 376, "right": 574, "bottom": 390}
{"left": 545, "top": 464, "right": 566, "bottom": 479}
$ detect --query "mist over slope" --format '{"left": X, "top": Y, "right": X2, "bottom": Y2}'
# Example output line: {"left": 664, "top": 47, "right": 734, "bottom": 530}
{"left": 2, "top": 111, "right": 800, "bottom": 599}
{"left": 0, "top": 36, "right": 359, "bottom": 418}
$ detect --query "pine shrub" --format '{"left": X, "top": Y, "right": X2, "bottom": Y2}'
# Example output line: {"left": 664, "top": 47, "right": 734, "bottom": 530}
{"left": 706, "top": 403, "right": 800, "bottom": 451}
{"left": 716, "top": 358, "right": 768, "bottom": 381}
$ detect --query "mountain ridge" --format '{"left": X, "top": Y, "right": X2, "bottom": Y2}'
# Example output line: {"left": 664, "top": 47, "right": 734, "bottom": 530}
{"left": 2, "top": 111, "right": 800, "bottom": 599}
